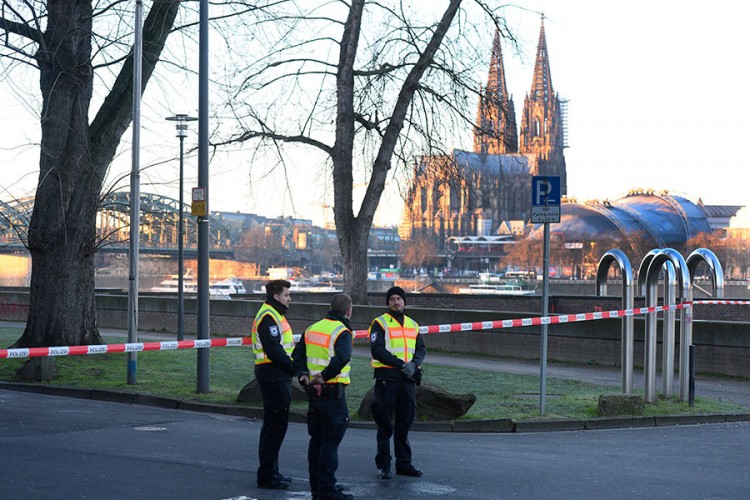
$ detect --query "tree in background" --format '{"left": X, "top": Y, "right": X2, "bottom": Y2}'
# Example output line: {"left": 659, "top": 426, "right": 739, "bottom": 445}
{"left": 500, "top": 238, "right": 542, "bottom": 273}
{"left": 727, "top": 233, "right": 750, "bottom": 279}
{"left": 235, "top": 225, "right": 284, "bottom": 273}
{"left": 221, "top": 0, "right": 515, "bottom": 303}
{"left": 401, "top": 235, "right": 441, "bottom": 274}
{"left": 688, "top": 230, "right": 750, "bottom": 280}
{"left": 0, "top": 1, "right": 181, "bottom": 378}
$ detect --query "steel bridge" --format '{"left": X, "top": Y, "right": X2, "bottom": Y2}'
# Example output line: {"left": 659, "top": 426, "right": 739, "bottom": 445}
{"left": 0, "top": 192, "right": 234, "bottom": 258}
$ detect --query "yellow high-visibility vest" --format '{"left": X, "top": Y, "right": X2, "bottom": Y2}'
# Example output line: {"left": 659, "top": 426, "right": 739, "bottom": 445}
{"left": 370, "top": 313, "right": 418, "bottom": 368}
{"left": 251, "top": 303, "right": 293, "bottom": 365}
{"left": 304, "top": 319, "right": 352, "bottom": 384}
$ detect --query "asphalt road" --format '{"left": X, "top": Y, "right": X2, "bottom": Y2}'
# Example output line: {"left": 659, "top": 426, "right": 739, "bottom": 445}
{"left": 2, "top": 389, "right": 750, "bottom": 500}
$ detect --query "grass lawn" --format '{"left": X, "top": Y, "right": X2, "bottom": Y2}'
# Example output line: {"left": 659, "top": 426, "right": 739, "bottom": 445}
{"left": 0, "top": 327, "right": 746, "bottom": 421}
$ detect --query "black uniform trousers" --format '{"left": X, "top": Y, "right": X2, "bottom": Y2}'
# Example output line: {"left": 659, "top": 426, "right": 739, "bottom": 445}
{"left": 307, "top": 385, "right": 349, "bottom": 498}
{"left": 257, "top": 378, "right": 292, "bottom": 484}
{"left": 371, "top": 378, "right": 416, "bottom": 471}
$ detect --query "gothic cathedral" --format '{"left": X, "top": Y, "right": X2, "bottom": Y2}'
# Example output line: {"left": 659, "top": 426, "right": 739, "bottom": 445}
{"left": 400, "top": 19, "right": 567, "bottom": 249}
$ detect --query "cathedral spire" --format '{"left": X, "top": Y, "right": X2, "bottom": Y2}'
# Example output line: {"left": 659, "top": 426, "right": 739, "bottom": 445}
{"left": 487, "top": 29, "right": 510, "bottom": 103}
{"left": 473, "top": 28, "right": 518, "bottom": 154}
{"left": 519, "top": 15, "right": 567, "bottom": 195}
{"left": 529, "top": 15, "right": 554, "bottom": 105}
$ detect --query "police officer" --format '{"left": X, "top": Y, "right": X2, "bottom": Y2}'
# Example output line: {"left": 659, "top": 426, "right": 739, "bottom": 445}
{"left": 251, "top": 279, "right": 295, "bottom": 490}
{"left": 292, "top": 293, "right": 354, "bottom": 500}
{"left": 369, "top": 286, "right": 426, "bottom": 480}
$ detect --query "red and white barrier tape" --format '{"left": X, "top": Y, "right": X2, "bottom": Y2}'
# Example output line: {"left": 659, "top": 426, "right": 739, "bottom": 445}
{"left": 0, "top": 337, "right": 250, "bottom": 360}
{"left": 693, "top": 299, "right": 750, "bottom": 306}
{"left": 0, "top": 302, "right": 708, "bottom": 360}
{"left": 395, "top": 302, "right": 692, "bottom": 338}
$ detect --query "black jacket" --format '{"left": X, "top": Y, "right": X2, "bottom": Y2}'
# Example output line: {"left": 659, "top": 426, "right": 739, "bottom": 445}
{"left": 369, "top": 309, "right": 426, "bottom": 382}
{"left": 253, "top": 297, "right": 295, "bottom": 381}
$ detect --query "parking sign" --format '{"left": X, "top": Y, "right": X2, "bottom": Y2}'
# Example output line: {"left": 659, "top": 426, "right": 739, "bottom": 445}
{"left": 531, "top": 176, "right": 560, "bottom": 223}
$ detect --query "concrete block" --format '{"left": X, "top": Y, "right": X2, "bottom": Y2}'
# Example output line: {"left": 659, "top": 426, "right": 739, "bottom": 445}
{"left": 597, "top": 393, "right": 645, "bottom": 416}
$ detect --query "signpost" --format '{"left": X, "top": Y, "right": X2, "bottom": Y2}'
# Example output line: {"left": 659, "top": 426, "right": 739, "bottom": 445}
{"left": 531, "top": 176, "right": 561, "bottom": 224}
{"left": 531, "top": 176, "right": 561, "bottom": 415}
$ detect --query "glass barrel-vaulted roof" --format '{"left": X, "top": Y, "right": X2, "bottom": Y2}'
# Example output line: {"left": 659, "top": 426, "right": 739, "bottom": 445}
{"left": 529, "top": 193, "right": 712, "bottom": 251}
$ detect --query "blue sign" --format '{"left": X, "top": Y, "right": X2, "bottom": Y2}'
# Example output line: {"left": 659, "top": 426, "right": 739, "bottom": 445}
{"left": 531, "top": 176, "right": 561, "bottom": 223}
{"left": 532, "top": 176, "right": 561, "bottom": 206}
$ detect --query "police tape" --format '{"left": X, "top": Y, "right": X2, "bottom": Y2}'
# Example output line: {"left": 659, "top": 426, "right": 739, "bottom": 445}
{"left": 0, "top": 337, "right": 250, "bottom": 360}
{"left": 693, "top": 299, "right": 750, "bottom": 306}
{"left": 405, "top": 302, "right": 693, "bottom": 337}
{"left": 0, "top": 301, "right": 712, "bottom": 359}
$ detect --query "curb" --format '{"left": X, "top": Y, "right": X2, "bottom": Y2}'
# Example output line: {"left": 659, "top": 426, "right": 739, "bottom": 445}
{"left": 2, "top": 381, "right": 750, "bottom": 433}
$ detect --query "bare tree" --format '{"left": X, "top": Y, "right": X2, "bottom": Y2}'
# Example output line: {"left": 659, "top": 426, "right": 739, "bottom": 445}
{"left": 219, "top": 0, "right": 512, "bottom": 303}
{"left": 401, "top": 234, "right": 440, "bottom": 272}
{"left": 500, "top": 238, "right": 542, "bottom": 272}
{"left": 727, "top": 234, "right": 750, "bottom": 280}
{"left": 1, "top": 0, "right": 293, "bottom": 378}
{"left": 0, "top": 1, "right": 184, "bottom": 379}
{"left": 688, "top": 230, "right": 750, "bottom": 279}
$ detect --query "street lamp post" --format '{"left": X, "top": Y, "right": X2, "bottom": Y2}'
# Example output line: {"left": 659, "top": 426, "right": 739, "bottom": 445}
{"left": 166, "top": 114, "right": 197, "bottom": 341}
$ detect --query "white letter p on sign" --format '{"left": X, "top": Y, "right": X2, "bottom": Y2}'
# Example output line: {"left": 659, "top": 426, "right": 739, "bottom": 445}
{"left": 534, "top": 178, "right": 551, "bottom": 205}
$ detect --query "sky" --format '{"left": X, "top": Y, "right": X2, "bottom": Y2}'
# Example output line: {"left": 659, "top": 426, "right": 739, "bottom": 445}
{"left": 2, "top": 1, "right": 749, "bottom": 228}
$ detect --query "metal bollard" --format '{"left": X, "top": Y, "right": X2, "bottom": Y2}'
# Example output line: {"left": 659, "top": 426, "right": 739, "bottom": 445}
{"left": 689, "top": 344, "right": 696, "bottom": 407}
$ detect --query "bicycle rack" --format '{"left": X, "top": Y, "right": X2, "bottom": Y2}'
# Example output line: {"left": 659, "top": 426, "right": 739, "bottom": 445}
{"left": 595, "top": 249, "right": 634, "bottom": 394}
{"left": 642, "top": 249, "right": 690, "bottom": 403}
{"left": 599, "top": 247, "right": 724, "bottom": 402}
{"left": 682, "top": 248, "right": 724, "bottom": 400}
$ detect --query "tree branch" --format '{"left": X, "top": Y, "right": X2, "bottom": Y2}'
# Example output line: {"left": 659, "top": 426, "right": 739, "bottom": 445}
{"left": 214, "top": 129, "right": 334, "bottom": 156}
{"left": 89, "top": 0, "right": 181, "bottom": 168}
{"left": 359, "top": 0, "right": 463, "bottom": 225}
{"left": 0, "top": 13, "right": 44, "bottom": 46}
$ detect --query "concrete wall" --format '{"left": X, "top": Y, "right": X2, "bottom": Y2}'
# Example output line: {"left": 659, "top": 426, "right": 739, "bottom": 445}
{"left": 1, "top": 291, "right": 748, "bottom": 378}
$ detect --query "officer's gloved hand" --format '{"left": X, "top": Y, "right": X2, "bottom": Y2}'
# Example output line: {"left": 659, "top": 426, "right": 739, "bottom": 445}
{"left": 400, "top": 361, "right": 416, "bottom": 378}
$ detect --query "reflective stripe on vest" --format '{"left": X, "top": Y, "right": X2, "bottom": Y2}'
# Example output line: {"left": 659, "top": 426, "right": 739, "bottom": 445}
{"left": 304, "top": 319, "right": 352, "bottom": 385}
{"left": 251, "top": 303, "right": 294, "bottom": 364}
{"left": 370, "top": 313, "right": 418, "bottom": 368}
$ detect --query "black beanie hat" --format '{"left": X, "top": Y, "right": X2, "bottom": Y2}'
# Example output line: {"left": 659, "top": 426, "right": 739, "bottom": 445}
{"left": 385, "top": 286, "right": 407, "bottom": 305}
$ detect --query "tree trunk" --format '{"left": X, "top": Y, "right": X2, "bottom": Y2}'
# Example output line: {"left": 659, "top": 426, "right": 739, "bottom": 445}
{"left": 10, "top": 1, "right": 180, "bottom": 380}
{"left": 12, "top": 1, "right": 101, "bottom": 355}
{"left": 339, "top": 218, "right": 370, "bottom": 305}
{"left": 331, "top": 0, "right": 462, "bottom": 304}
{"left": 333, "top": 0, "right": 367, "bottom": 304}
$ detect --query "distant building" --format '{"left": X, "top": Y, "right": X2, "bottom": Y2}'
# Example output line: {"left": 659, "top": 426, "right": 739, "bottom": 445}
{"left": 527, "top": 191, "right": 744, "bottom": 269}
{"left": 400, "top": 19, "right": 568, "bottom": 249}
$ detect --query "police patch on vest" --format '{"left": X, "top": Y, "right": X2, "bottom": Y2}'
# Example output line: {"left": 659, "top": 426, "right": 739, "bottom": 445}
{"left": 370, "top": 332, "right": 377, "bottom": 343}
{"left": 270, "top": 326, "right": 279, "bottom": 337}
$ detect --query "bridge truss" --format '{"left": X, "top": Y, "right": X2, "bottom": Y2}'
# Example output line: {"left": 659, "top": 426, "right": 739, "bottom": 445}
{"left": 0, "top": 192, "right": 232, "bottom": 254}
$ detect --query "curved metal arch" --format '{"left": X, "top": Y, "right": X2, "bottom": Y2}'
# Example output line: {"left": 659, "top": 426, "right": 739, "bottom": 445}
{"left": 681, "top": 248, "right": 724, "bottom": 400}
{"left": 643, "top": 248, "right": 691, "bottom": 402}
{"left": 686, "top": 248, "right": 724, "bottom": 299}
{"left": 101, "top": 191, "right": 231, "bottom": 247}
{"left": 102, "top": 192, "right": 182, "bottom": 216}
{"left": 636, "top": 248, "right": 660, "bottom": 295}
{"left": 0, "top": 192, "right": 233, "bottom": 250}
{"left": 595, "top": 249, "right": 634, "bottom": 393}
{"left": 583, "top": 202, "right": 646, "bottom": 257}
{"left": 613, "top": 201, "right": 667, "bottom": 249}
{"left": 0, "top": 197, "right": 33, "bottom": 243}
{"left": 653, "top": 193, "right": 691, "bottom": 241}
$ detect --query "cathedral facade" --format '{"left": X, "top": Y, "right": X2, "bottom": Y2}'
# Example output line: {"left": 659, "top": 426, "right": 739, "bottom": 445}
{"left": 400, "top": 20, "right": 567, "bottom": 249}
